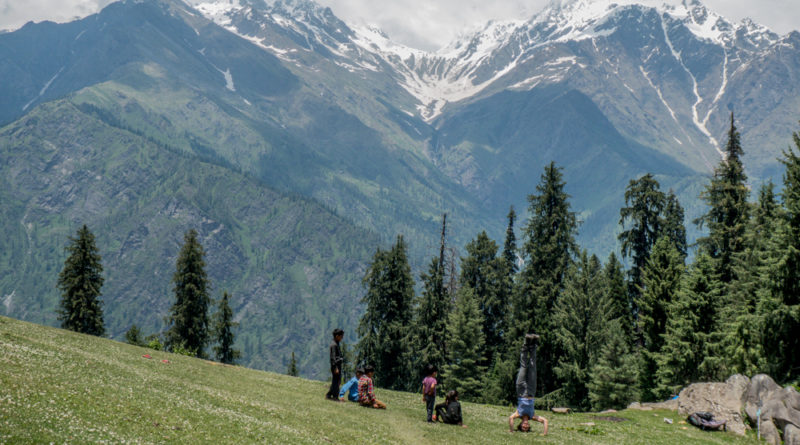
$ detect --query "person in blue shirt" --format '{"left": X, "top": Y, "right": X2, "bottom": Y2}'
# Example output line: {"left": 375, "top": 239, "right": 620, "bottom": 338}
{"left": 338, "top": 367, "right": 364, "bottom": 402}
{"left": 508, "top": 333, "right": 548, "bottom": 435}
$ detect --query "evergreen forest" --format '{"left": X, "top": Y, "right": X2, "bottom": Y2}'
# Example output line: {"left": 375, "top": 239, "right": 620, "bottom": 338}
{"left": 355, "top": 116, "right": 800, "bottom": 410}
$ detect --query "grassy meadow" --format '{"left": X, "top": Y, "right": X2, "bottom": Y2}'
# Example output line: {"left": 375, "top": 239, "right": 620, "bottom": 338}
{"left": 0, "top": 316, "right": 761, "bottom": 444}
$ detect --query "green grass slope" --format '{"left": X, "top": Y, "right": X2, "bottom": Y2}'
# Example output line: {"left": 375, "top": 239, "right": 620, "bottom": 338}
{"left": 1, "top": 316, "right": 760, "bottom": 444}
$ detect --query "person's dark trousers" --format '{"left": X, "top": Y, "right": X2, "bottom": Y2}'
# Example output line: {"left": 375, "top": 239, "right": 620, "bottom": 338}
{"left": 326, "top": 366, "right": 341, "bottom": 399}
{"left": 425, "top": 394, "right": 436, "bottom": 422}
{"left": 516, "top": 343, "right": 537, "bottom": 398}
{"left": 434, "top": 402, "right": 447, "bottom": 422}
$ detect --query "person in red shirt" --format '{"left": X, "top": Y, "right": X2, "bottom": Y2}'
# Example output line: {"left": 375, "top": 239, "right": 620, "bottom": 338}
{"left": 358, "top": 365, "right": 387, "bottom": 409}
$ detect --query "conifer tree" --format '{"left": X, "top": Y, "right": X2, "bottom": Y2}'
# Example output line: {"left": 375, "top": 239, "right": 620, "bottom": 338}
{"left": 57, "top": 225, "right": 105, "bottom": 336}
{"left": 695, "top": 112, "right": 749, "bottom": 285}
{"left": 725, "top": 182, "right": 778, "bottom": 376}
{"left": 552, "top": 252, "right": 604, "bottom": 409}
{"left": 125, "top": 324, "right": 144, "bottom": 346}
{"left": 514, "top": 161, "right": 578, "bottom": 395}
{"left": 603, "top": 252, "right": 632, "bottom": 341}
{"left": 213, "top": 291, "right": 240, "bottom": 364}
{"left": 165, "top": 229, "right": 211, "bottom": 357}
{"left": 356, "top": 235, "right": 415, "bottom": 390}
{"left": 406, "top": 255, "right": 449, "bottom": 390}
{"left": 341, "top": 341, "right": 355, "bottom": 378}
{"left": 618, "top": 174, "right": 665, "bottom": 344}
{"left": 655, "top": 254, "right": 720, "bottom": 397}
{"left": 442, "top": 286, "right": 486, "bottom": 402}
{"left": 662, "top": 190, "right": 688, "bottom": 259}
{"left": 762, "top": 135, "right": 800, "bottom": 380}
{"left": 637, "top": 237, "right": 683, "bottom": 401}
{"left": 587, "top": 319, "right": 639, "bottom": 411}
{"left": 460, "top": 231, "right": 506, "bottom": 367}
{"left": 287, "top": 351, "right": 299, "bottom": 377}
{"left": 502, "top": 206, "right": 518, "bottom": 276}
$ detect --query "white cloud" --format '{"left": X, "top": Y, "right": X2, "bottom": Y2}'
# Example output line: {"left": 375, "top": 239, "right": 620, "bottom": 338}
{"left": 0, "top": 0, "right": 115, "bottom": 31}
{"left": 0, "top": 0, "right": 797, "bottom": 50}
{"left": 317, "top": 0, "right": 800, "bottom": 50}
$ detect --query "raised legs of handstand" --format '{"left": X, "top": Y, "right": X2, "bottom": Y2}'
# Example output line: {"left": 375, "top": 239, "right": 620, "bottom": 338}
{"left": 508, "top": 334, "right": 548, "bottom": 435}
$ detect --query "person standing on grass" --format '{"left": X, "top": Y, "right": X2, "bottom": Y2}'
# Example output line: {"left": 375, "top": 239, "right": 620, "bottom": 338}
{"left": 358, "top": 365, "right": 387, "bottom": 409}
{"left": 508, "top": 333, "right": 548, "bottom": 435}
{"left": 339, "top": 367, "right": 364, "bottom": 402}
{"left": 433, "top": 390, "right": 467, "bottom": 428}
{"left": 325, "top": 328, "right": 344, "bottom": 401}
{"left": 422, "top": 364, "right": 438, "bottom": 422}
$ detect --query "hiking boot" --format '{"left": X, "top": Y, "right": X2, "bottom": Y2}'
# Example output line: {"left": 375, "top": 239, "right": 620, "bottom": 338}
{"left": 525, "top": 333, "right": 540, "bottom": 345}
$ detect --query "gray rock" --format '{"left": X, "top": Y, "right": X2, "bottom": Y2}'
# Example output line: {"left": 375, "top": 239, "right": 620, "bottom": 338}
{"left": 785, "top": 424, "right": 800, "bottom": 445}
{"left": 761, "top": 418, "right": 781, "bottom": 445}
{"left": 726, "top": 374, "right": 750, "bottom": 402}
{"left": 647, "top": 398, "right": 679, "bottom": 411}
{"left": 762, "top": 387, "right": 800, "bottom": 433}
{"left": 678, "top": 382, "right": 748, "bottom": 435}
{"left": 745, "top": 374, "right": 781, "bottom": 422}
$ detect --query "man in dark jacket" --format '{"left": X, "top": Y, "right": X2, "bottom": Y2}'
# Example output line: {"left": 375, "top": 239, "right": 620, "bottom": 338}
{"left": 325, "top": 328, "right": 344, "bottom": 400}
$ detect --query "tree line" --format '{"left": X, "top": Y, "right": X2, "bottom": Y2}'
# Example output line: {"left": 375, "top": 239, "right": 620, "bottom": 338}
{"left": 355, "top": 115, "right": 800, "bottom": 411}
{"left": 57, "top": 227, "right": 240, "bottom": 364}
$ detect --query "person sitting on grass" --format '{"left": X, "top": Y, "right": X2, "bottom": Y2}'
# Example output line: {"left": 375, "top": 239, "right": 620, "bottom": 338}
{"left": 433, "top": 390, "right": 468, "bottom": 428}
{"left": 358, "top": 365, "right": 387, "bottom": 409}
{"left": 339, "top": 367, "right": 364, "bottom": 402}
{"left": 508, "top": 333, "right": 548, "bottom": 435}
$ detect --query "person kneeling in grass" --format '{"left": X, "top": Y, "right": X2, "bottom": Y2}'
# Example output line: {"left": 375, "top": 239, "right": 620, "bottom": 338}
{"left": 434, "top": 390, "right": 467, "bottom": 428}
{"left": 358, "top": 365, "right": 386, "bottom": 409}
{"left": 508, "top": 333, "right": 548, "bottom": 435}
{"left": 339, "top": 367, "right": 364, "bottom": 402}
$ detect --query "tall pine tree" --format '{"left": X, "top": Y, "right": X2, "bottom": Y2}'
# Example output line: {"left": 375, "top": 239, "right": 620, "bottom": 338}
{"left": 725, "top": 182, "right": 779, "bottom": 376}
{"left": 662, "top": 190, "right": 688, "bottom": 259}
{"left": 514, "top": 161, "right": 578, "bottom": 395}
{"left": 603, "top": 252, "right": 633, "bottom": 342}
{"left": 442, "top": 286, "right": 486, "bottom": 402}
{"left": 637, "top": 236, "right": 683, "bottom": 401}
{"left": 654, "top": 253, "right": 720, "bottom": 398}
{"left": 460, "top": 231, "right": 506, "bottom": 368}
{"left": 165, "top": 229, "right": 211, "bottom": 357}
{"left": 618, "top": 174, "right": 665, "bottom": 345}
{"left": 57, "top": 225, "right": 105, "bottom": 336}
{"left": 587, "top": 319, "right": 639, "bottom": 411}
{"left": 762, "top": 135, "right": 800, "bottom": 381}
{"left": 356, "top": 235, "right": 415, "bottom": 390}
{"left": 406, "top": 255, "right": 449, "bottom": 390}
{"left": 695, "top": 112, "right": 749, "bottom": 285}
{"left": 552, "top": 252, "right": 605, "bottom": 409}
{"left": 213, "top": 291, "right": 240, "bottom": 364}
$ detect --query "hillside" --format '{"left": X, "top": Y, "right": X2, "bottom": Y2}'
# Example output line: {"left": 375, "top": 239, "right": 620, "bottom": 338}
{"left": 0, "top": 316, "right": 761, "bottom": 444}
{"left": 0, "top": 98, "right": 379, "bottom": 379}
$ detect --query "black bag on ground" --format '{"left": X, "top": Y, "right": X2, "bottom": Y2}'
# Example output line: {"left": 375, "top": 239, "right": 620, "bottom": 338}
{"left": 687, "top": 412, "right": 727, "bottom": 432}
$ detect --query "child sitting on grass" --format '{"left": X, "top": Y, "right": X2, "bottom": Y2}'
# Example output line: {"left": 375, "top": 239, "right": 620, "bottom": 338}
{"left": 434, "top": 390, "right": 467, "bottom": 428}
{"left": 339, "top": 367, "right": 364, "bottom": 402}
{"left": 358, "top": 365, "right": 387, "bottom": 409}
{"left": 422, "top": 364, "right": 437, "bottom": 422}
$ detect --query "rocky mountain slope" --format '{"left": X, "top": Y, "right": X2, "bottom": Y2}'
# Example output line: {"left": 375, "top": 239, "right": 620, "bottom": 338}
{"left": 1, "top": 0, "right": 798, "bottom": 376}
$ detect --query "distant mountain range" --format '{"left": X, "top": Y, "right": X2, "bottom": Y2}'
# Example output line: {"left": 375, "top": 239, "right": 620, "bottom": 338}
{"left": 1, "top": 0, "right": 798, "bottom": 377}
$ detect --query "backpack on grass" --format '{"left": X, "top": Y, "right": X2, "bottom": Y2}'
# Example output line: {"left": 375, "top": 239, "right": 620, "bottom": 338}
{"left": 687, "top": 412, "right": 727, "bottom": 432}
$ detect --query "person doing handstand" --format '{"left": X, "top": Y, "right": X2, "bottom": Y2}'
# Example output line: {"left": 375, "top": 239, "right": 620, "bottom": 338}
{"left": 508, "top": 333, "right": 548, "bottom": 435}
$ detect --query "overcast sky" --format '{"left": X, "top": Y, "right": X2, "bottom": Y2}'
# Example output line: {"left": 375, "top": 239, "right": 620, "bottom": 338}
{"left": 1, "top": 0, "right": 797, "bottom": 50}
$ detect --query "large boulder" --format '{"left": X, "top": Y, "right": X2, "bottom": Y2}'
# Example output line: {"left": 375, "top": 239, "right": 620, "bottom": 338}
{"left": 745, "top": 374, "right": 781, "bottom": 421}
{"left": 785, "top": 424, "right": 800, "bottom": 445}
{"left": 678, "top": 381, "right": 748, "bottom": 435}
{"left": 762, "top": 387, "right": 800, "bottom": 433}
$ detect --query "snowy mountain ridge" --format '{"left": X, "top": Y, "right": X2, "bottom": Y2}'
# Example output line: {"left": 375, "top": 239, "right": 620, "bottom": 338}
{"left": 182, "top": 0, "right": 786, "bottom": 120}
